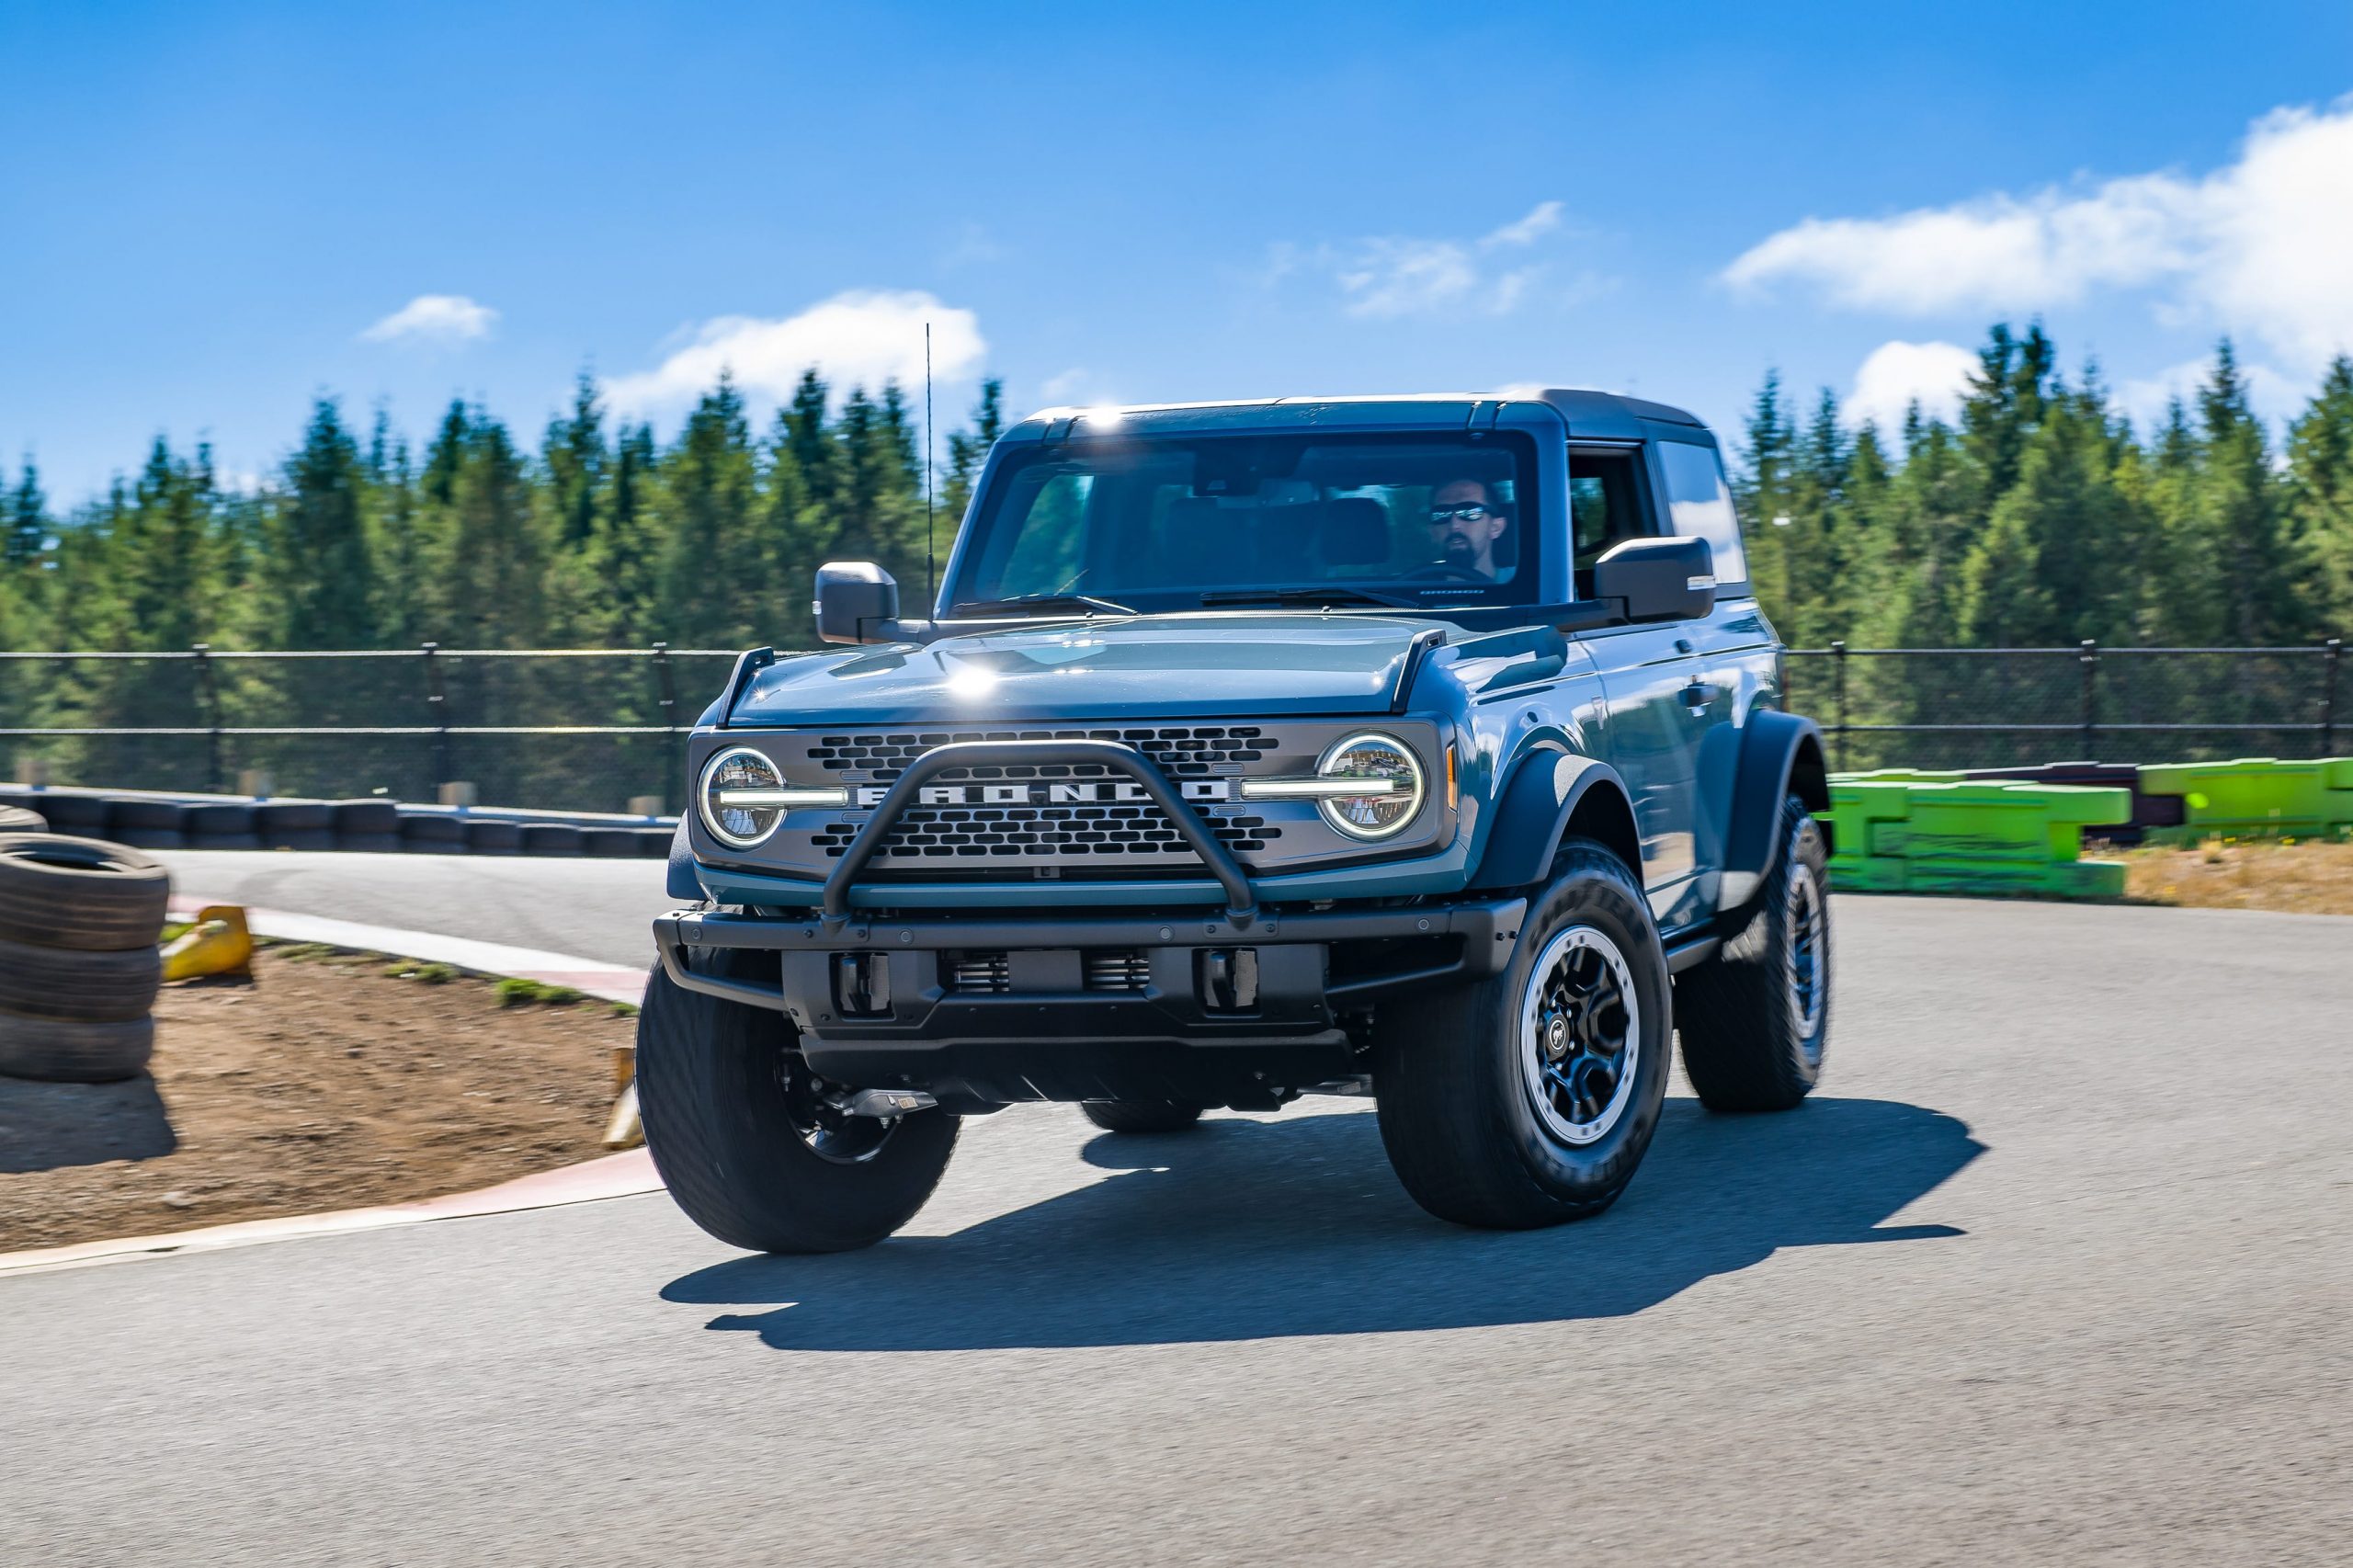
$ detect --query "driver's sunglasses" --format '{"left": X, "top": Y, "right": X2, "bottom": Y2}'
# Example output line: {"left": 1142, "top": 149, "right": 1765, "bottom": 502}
{"left": 1428, "top": 503, "right": 1493, "bottom": 525}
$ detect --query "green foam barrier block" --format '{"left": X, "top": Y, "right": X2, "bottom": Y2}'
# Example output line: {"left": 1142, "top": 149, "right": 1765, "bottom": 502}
{"left": 2136, "top": 756, "right": 2353, "bottom": 838}
{"left": 1825, "top": 779, "right": 2131, "bottom": 900}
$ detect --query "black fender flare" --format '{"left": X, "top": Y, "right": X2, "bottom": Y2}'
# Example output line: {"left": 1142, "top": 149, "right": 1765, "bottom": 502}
{"left": 1715, "top": 710, "right": 1830, "bottom": 916}
{"left": 1467, "top": 750, "right": 1641, "bottom": 892}
{"left": 665, "top": 819, "right": 703, "bottom": 902}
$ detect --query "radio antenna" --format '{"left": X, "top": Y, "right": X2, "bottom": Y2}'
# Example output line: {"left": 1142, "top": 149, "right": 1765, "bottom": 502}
{"left": 924, "top": 322, "right": 936, "bottom": 615}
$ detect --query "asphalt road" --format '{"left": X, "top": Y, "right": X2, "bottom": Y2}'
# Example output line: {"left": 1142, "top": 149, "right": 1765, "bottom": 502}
{"left": 7, "top": 864, "right": 2350, "bottom": 1566}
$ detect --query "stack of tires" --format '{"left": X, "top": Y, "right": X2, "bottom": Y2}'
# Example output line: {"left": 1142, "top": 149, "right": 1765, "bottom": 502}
{"left": 0, "top": 834, "right": 173, "bottom": 1083}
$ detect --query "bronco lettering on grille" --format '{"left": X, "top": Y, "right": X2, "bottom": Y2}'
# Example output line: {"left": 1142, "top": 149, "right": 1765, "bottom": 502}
{"left": 853, "top": 779, "right": 1238, "bottom": 809}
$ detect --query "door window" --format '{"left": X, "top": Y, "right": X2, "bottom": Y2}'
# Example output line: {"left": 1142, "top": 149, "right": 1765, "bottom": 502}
{"left": 1567, "top": 449, "right": 1654, "bottom": 598}
{"left": 1657, "top": 440, "right": 1749, "bottom": 588}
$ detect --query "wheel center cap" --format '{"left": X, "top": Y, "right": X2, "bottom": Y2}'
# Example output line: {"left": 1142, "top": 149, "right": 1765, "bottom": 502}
{"left": 1544, "top": 1015, "right": 1569, "bottom": 1060}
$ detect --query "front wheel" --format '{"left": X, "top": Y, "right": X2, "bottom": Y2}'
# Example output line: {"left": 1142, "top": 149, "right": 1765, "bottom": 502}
{"left": 1674, "top": 794, "right": 1831, "bottom": 1111}
{"left": 1372, "top": 843, "right": 1674, "bottom": 1229}
{"left": 635, "top": 949, "right": 958, "bottom": 1253}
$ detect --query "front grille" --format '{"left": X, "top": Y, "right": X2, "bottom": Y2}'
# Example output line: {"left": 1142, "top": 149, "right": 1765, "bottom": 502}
{"left": 812, "top": 806, "right": 1279, "bottom": 863}
{"left": 1084, "top": 949, "right": 1151, "bottom": 992}
{"left": 946, "top": 952, "right": 1010, "bottom": 994}
{"left": 807, "top": 726, "right": 1270, "bottom": 781}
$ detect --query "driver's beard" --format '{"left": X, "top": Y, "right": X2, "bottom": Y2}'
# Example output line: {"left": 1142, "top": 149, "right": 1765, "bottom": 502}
{"left": 1442, "top": 534, "right": 1479, "bottom": 568}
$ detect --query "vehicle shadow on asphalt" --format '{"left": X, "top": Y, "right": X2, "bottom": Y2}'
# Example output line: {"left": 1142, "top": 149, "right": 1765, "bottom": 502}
{"left": 660, "top": 1095, "right": 1984, "bottom": 1351}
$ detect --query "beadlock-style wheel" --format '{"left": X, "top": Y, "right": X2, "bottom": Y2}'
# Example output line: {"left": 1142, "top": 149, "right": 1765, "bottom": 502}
{"left": 1518, "top": 925, "right": 1640, "bottom": 1146}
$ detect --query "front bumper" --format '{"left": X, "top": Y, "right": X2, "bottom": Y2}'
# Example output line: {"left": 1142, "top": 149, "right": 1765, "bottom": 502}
{"left": 651, "top": 896, "right": 1528, "bottom": 1108}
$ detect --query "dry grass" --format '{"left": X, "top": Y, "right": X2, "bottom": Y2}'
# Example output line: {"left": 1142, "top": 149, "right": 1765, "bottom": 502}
{"left": 2119, "top": 836, "right": 2353, "bottom": 916}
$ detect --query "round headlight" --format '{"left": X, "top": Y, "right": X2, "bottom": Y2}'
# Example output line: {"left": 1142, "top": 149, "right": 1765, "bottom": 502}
{"left": 1316, "top": 733, "right": 1425, "bottom": 838}
{"left": 699, "top": 746, "right": 786, "bottom": 848}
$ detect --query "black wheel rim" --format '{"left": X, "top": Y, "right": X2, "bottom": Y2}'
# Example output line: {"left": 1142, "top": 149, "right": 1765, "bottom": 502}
{"left": 1787, "top": 860, "right": 1825, "bottom": 1062}
{"left": 1518, "top": 925, "right": 1641, "bottom": 1146}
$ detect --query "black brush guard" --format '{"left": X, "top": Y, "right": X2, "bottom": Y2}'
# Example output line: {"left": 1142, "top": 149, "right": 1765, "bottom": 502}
{"left": 652, "top": 739, "right": 1526, "bottom": 1108}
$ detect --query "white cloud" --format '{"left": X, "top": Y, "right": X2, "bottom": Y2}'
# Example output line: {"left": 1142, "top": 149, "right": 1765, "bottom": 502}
{"left": 1844, "top": 340, "right": 1980, "bottom": 430}
{"left": 1290, "top": 201, "right": 1581, "bottom": 319}
{"left": 360, "top": 294, "right": 497, "bottom": 346}
{"left": 604, "top": 290, "right": 984, "bottom": 419}
{"left": 1724, "top": 97, "right": 2353, "bottom": 374}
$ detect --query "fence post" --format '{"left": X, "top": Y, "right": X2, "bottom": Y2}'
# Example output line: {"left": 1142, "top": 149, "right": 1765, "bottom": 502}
{"left": 191, "top": 642, "right": 222, "bottom": 794}
{"left": 653, "top": 642, "right": 680, "bottom": 815}
{"left": 1831, "top": 640, "right": 1848, "bottom": 773}
{"left": 2078, "top": 639, "right": 2099, "bottom": 759}
{"left": 2324, "top": 638, "right": 2343, "bottom": 756}
{"left": 421, "top": 642, "right": 450, "bottom": 789}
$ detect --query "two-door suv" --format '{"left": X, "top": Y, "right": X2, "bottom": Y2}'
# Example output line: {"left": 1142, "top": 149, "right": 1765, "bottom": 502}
{"left": 640, "top": 390, "right": 1833, "bottom": 1251}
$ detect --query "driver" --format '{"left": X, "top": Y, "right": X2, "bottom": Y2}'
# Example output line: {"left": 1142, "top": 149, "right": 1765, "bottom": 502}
{"left": 1427, "top": 478, "right": 1510, "bottom": 579}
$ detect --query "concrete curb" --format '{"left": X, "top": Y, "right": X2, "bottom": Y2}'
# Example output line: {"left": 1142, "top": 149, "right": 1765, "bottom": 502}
{"left": 0, "top": 1150, "right": 661, "bottom": 1277}
{"left": 167, "top": 898, "right": 649, "bottom": 1006}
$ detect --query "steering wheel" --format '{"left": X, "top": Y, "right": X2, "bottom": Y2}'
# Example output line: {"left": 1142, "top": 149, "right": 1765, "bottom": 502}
{"left": 1403, "top": 562, "right": 1492, "bottom": 584}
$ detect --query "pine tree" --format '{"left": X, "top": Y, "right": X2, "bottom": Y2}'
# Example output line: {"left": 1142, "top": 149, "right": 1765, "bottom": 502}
{"left": 2197, "top": 342, "right": 2307, "bottom": 645}
{"left": 6, "top": 461, "right": 46, "bottom": 568}
{"left": 2286, "top": 356, "right": 2353, "bottom": 631}
{"left": 544, "top": 373, "right": 607, "bottom": 550}
{"left": 656, "top": 379, "right": 767, "bottom": 644}
{"left": 270, "top": 400, "right": 377, "bottom": 649}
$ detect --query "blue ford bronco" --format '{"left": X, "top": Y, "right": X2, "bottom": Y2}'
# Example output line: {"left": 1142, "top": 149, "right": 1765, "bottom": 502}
{"left": 639, "top": 390, "right": 1833, "bottom": 1251}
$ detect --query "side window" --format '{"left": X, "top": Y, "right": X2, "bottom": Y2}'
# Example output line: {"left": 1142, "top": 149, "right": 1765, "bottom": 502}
{"left": 1567, "top": 448, "right": 1654, "bottom": 597}
{"left": 1657, "top": 440, "right": 1749, "bottom": 587}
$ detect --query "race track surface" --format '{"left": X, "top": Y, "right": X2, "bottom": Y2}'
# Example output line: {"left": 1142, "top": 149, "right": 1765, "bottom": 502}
{"left": 6, "top": 864, "right": 2348, "bottom": 1566}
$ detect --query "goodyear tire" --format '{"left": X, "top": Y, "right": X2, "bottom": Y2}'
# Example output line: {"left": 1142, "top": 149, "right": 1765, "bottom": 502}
{"left": 0, "top": 933, "right": 162, "bottom": 1022}
{"left": 0, "top": 835, "right": 172, "bottom": 951}
{"left": 1080, "top": 1100, "right": 1204, "bottom": 1134}
{"left": 1372, "top": 841, "right": 1673, "bottom": 1229}
{"left": 1675, "top": 795, "right": 1831, "bottom": 1112}
{"left": 0, "top": 1010, "right": 154, "bottom": 1083}
{"left": 636, "top": 947, "right": 959, "bottom": 1253}
{"left": 0, "top": 806, "right": 46, "bottom": 834}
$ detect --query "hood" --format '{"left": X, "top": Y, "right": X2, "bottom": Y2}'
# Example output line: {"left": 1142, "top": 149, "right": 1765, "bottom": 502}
{"left": 728, "top": 613, "right": 1443, "bottom": 725}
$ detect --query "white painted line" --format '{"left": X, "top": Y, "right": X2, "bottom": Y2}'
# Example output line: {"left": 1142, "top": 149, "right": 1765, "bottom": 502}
{"left": 170, "top": 898, "right": 647, "bottom": 1005}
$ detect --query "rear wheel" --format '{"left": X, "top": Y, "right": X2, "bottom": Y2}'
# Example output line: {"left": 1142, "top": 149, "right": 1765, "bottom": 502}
{"left": 635, "top": 949, "right": 958, "bottom": 1253}
{"left": 1372, "top": 842, "right": 1673, "bottom": 1229}
{"left": 1675, "top": 794, "right": 1831, "bottom": 1111}
{"left": 1080, "top": 1100, "right": 1204, "bottom": 1134}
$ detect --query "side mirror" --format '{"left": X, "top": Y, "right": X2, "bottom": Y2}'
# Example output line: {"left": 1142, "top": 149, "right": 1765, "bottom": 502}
{"left": 1593, "top": 536, "right": 1716, "bottom": 622}
{"left": 813, "top": 561, "right": 899, "bottom": 644}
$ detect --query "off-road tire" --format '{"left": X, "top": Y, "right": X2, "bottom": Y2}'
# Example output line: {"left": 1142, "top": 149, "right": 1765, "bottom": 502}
{"left": 0, "top": 806, "right": 46, "bottom": 835}
{"left": 0, "top": 1009, "right": 154, "bottom": 1082}
{"left": 1372, "top": 841, "right": 1673, "bottom": 1229}
{"left": 0, "top": 932, "right": 162, "bottom": 1022}
{"left": 635, "top": 948, "right": 959, "bottom": 1253}
{"left": 0, "top": 835, "right": 172, "bottom": 953}
{"left": 1675, "top": 794, "right": 1831, "bottom": 1112}
{"left": 1080, "top": 1100, "right": 1205, "bottom": 1134}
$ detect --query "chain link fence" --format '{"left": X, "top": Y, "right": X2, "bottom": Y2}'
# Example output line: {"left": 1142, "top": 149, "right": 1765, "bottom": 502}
{"left": 2, "top": 640, "right": 2343, "bottom": 811}
{"left": 1789, "top": 641, "right": 2346, "bottom": 772}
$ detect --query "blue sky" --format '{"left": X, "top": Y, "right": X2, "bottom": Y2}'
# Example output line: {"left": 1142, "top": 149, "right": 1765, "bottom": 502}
{"left": 5, "top": 0, "right": 2352, "bottom": 506}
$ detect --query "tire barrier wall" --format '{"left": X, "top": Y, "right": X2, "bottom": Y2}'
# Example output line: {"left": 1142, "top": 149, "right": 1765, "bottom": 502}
{"left": 0, "top": 787, "right": 676, "bottom": 858}
{"left": 1825, "top": 780, "right": 2132, "bottom": 899}
{"left": 0, "top": 835, "right": 172, "bottom": 1081}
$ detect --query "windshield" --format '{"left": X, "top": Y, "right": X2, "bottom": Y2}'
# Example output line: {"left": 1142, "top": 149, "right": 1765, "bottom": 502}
{"left": 948, "top": 430, "right": 1542, "bottom": 614}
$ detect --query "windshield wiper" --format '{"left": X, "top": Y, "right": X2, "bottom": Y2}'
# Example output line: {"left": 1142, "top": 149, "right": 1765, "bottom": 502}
{"left": 1199, "top": 585, "right": 1424, "bottom": 610}
{"left": 950, "top": 592, "right": 1138, "bottom": 618}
